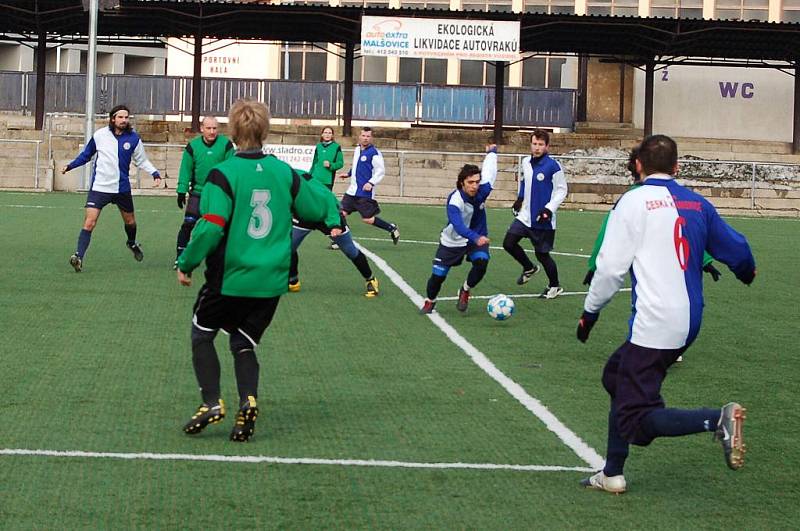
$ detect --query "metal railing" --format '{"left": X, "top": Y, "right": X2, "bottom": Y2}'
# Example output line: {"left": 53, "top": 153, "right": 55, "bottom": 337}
{"left": 0, "top": 138, "right": 44, "bottom": 189}
{"left": 0, "top": 71, "right": 576, "bottom": 128}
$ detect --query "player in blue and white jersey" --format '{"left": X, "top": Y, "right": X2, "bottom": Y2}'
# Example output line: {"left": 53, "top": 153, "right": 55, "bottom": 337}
{"left": 62, "top": 105, "right": 161, "bottom": 272}
{"left": 338, "top": 127, "right": 400, "bottom": 245}
{"left": 420, "top": 143, "right": 497, "bottom": 314}
{"left": 576, "top": 135, "right": 757, "bottom": 494}
{"left": 502, "top": 129, "right": 568, "bottom": 299}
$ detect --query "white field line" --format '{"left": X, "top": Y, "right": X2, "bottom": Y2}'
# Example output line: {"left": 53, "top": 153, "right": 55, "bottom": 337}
{"left": 356, "top": 242, "right": 605, "bottom": 470}
{"left": 357, "top": 236, "right": 591, "bottom": 258}
{"left": 437, "top": 288, "right": 632, "bottom": 301}
{"left": 0, "top": 448, "right": 593, "bottom": 473}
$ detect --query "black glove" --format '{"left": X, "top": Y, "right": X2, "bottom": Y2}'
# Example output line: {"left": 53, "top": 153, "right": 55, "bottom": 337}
{"left": 576, "top": 311, "right": 599, "bottom": 343}
{"left": 536, "top": 207, "right": 553, "bottom": 223}
{"left": 702, "top": 262, "right": 721, "bottom": 282}
{"left": 512, "top": 198, "right": 522, "bottom": 217}
{"left": 177, "top": 193, "right": 186, "bottom": 209}
{"left": 738, "top": 267, "right": 757, "bottom": 286}
{"left": 582, "top": 270, "right": 595, "bottom": 286}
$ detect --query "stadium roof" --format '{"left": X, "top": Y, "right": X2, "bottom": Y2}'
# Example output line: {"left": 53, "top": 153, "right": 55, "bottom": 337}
{"left": 1, "top": 0, "right": 799, "bottom": 63}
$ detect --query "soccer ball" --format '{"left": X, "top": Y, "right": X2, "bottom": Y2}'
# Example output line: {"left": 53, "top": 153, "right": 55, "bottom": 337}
{"left": 487, "top": 294, "right": 515, "bottom": 321}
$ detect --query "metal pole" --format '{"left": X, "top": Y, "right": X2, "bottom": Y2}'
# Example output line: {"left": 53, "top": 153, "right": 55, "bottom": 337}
{"left": 644, "top": 60, "right": 654, "bottom": 137}
{"left": 399, "top": 151, "right": 404, "bottom": 197}
{"left": 751, "top": 162, "right": 756, "bottom": 210}
{"left": 793, "top": 62, "right": 800, "bottom": 154}
{"left": 493, "top": 61, "right": 505, "bottom": 144}
{"left": 576, "top": 54, "right": 588, "bottom": 123}
{"left": 83, "top": 0, "right": 99, "bottom": 190}
{"left": 191, "top": 35, "right": 202, "bottom": 132}
{"left": 35, "top": 140, "right": 41, "bottom": 189}
{"left": 343, "top": 42, "right": 354, "bottom": 137}
{"left": 35, "top": 32, "right": 46, "bottom": 131}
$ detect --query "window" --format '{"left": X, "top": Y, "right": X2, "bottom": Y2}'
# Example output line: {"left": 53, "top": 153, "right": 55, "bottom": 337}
{"left": 339, "top": 0, "right": 390, "bottom": 6}
{"left": 463, "top": 0, "right": 514, "bottom": 12}
{"left": 784, "top": 0, "right": 800, "bottom": 22}
{"left": 399, "top": 57, "right": 448, "bottom": 84}
{"left": 399, "top": 0, "right": 450, "bottom": 8}
{"left": 651, "top": 0, "right": 703, "bottom": 18}
{"left": 522, "top": 56, "right": 566, "bottom": 88}
{"left": 460, "top": 60, "right": 509, "bottom": 86}
{"left": 524, "top": 0, "right": 574, "bottom": 14}
{"left": 279, "top": 43, "right": 327, "bottom": 81}
{"left": 343, "top": 55, "right": 388, "bottom": 82}
{"left": 586, "top": 0, "right": 638, "bottom": 15}
{"left": 715, "top": 0, "right": 769, "bottom": 20}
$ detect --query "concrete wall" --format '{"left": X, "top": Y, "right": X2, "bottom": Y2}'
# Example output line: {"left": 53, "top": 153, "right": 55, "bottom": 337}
{"left": 587, "top": 58, "right": 634, "bottom": 123}
{"left": 633, "top": 64, "right": 794, "bottom": 143}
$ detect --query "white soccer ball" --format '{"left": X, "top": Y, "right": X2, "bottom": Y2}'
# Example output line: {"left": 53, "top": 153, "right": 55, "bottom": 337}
{"left": 487, "top": 294, "right": 515, "bottom": 321}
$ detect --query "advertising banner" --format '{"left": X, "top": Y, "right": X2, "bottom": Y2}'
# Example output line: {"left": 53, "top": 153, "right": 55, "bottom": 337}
{"left": 263, "top": 144, "right": 315, "bottom": 172}
{"left": 361, "top": 16, "right": 520, "bottom": 62}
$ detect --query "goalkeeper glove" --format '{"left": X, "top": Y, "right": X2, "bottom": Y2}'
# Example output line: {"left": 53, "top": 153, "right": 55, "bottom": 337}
{"left": 738, "top": 267, "right": 757, "bottom": 286}
{"left": 576, "top": 311, "right": 599, "bottom": 343}
{"left": 582, "top": 270, "right": 595, "bottom": 286}
{"left": 177, "top": 193, "right": 186, "bottom": 209}
{"left": 702, "top": 262, "right": 721, "bottom": 282}
{"left": 536, "top": 207, "right": 553, "bottom": 223}
{"left": 511, "top": 198, "right": 522, "bottom": 217}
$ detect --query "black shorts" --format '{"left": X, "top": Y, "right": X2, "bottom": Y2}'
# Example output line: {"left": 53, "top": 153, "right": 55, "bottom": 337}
{"left": 601, "top": 341, "right": 686, "bottom": 446}
{"left": 506, "top": 219, "right": 555, "bottom": 253}
{"left": 85, "top": 190, "right": 134, "bottom": 213}
{"left": 184, "top": 192, "right": 201, "bottom": 220}
{"left": 433, "top": 242, "right": 490, "bottom": 269}
{"left": 341, "top": 194, "right": 380, "bottom": 218}
{"left": 192, "top": 284, "right": 281, "bottom": 346}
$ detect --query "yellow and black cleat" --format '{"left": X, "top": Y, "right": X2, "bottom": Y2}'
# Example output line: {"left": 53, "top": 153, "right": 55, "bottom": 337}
{"left": 364, "top": 277, "right": 379, "bottom": 298}
{"left": 230, "top": 396, "right": 259, "bottom": 442}
{"left": 183, "top": 400, "right": 226, "bottom": 435}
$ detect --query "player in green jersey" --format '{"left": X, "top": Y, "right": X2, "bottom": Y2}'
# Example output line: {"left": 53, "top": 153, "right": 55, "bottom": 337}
{"left": 176, "top": 100, "right": 341, "bottom": 442}
{"left": 174, "top": 116, "right": 235, "bottom": 268}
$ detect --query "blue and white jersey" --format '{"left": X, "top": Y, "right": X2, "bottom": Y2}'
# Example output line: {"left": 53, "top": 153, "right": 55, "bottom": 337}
{"left": 67, "top": 126, "right": 159, "bottom": 194}
{"left": 585, "top": 175, "right": 755, "bottom": 350}
{"left": 439, "top": 151, "right": 498, "bottom": 247}
{"left": 516, "top": 153, "right": 567, "bottom": 230}
{"left": 345, "top": 144, "right": 385, "bottom": 199}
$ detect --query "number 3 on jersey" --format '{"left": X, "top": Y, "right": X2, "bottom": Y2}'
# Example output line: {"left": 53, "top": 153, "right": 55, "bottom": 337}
{"left": 248, "top": 189, "right": 272, "bottom": 239}
{"left": 673, "top": 216, "right": 689, "bottom": 271}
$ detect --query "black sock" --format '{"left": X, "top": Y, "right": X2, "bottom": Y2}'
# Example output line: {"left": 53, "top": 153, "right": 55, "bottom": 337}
{"left": 176, "top": 222, "right": 194, "bottom": 259}
{"left": 289, "top": 250, "right": 299, "bottom": 282}
{"left": 233, "top": 349, "right": 260, "bottom": 403}
{"left": 640, "top": 408, "right": 721, "bottom": 439}
{"left": 373, "top": 217, "right": 394, "bottom": 232}
{"left": 191, "top": 332, "right": 221, "bottom": 404}
{"left": 466, "top": 260, "right": 488, "bottom": 288}
{"left": 352, "top": 252, "right": 373, "bottom": 279}
{"left": 124, "top": 223, "right": 137, "bottom": 245}
{"left": 603, "top": 409, "right": 629, "bottom": 477}
{"left": 503, "top": 232, "right": 535, "bottom": 271}
{"left": 535, "top": 251, "right": 559, "bottom": 287}
{"left": 426, "top": 274, "right": 446, "bottom": 300}
{"left": 76, "top": 229, "right": 92, "bottom": 258}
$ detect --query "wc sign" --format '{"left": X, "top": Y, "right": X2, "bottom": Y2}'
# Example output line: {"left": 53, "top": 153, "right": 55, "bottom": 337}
{"left": 719, "top": 81, "right": 755, "bottom": 99}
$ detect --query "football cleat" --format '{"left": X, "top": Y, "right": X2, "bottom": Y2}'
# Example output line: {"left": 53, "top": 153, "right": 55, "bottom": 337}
{"left": 365, "top": 277, "right": 379, "bottom": 298}
{"left": 390, "top": 225, "right": 400, "bottom": 245}
{"left": 183, "top": 400, "right": 226, "bottom": 435}
{"left": 580, "top": 471, "right": 627, "bottom": 494}
{"left": 127, "top": 241, "right": 144, "bottom": 262}
{"left": 69, "top": 253, "right": 83, "bottom": 273}
{"left": 714, "top": 402, "right": 747, "bottom": 470}
{"left": 457, "top": 287, "right": 470, "bottom": 312}
{"left": 419, "top": 299, "right": 436, "bottom": 314}
{"left": 539, "top": 286, "right": 564, "bottom": 299}
{"left": 516, "top": 266, "right": 539, "bottom": 285}
{"left": 230, "top": 396, "right": 258, "bottom": 442}
{"left": 288, "top": 280, "right": 301, "bottom": 293}
{"left": 172, "top": 260, "right": 179, "bottom": 271}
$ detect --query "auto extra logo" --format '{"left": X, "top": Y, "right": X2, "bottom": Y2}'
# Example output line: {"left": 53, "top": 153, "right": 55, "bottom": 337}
{"left": 361, "top": 16, "right": 520, "bottom": 62}
{"left": 362, "top": 18, "right": 411, "bottom": 55}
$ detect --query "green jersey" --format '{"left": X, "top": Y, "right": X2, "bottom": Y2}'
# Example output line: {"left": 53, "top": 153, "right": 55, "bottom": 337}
{"left": 177, "top": 153, "right": 339, "bottom": 297}
{"left": 309, "top": 141, "right": 344, "bottom": 187}
{"left": 177, "top": 134, "right": 235, "bottom": 195}
{"left": 588, "top": 182, "right": 713, "bottom": 271}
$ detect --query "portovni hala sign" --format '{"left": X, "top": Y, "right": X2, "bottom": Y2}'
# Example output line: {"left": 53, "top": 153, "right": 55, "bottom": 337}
{"left": 361, "top": 16, "right": 520, "bottom": 62}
